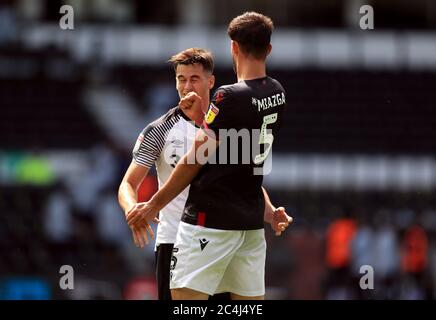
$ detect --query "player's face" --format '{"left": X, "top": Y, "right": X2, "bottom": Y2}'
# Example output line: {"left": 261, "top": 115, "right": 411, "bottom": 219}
{"left": 175, "top": 63, "right": 215, "bottom": 113}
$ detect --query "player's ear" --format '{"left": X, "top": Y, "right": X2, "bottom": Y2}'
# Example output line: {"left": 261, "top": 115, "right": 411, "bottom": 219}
{"left": 231, "top": 40, "right": 238, "bottom": 56}
{"left": 266, "top": 44, "right": 272, "bottom": 57}
{"left": 208, "top": 74, "right": 215, "bottom": 89}
{"left": 174, "top": 66, "right": 180, "bottom": 88}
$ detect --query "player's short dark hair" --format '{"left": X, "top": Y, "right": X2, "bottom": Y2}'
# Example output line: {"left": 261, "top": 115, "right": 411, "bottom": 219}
{"left": 227, "top": 11, "right": 274, "bottom": 59}
{"left": 169, "top": 48, "right": 214, "bottom": 74}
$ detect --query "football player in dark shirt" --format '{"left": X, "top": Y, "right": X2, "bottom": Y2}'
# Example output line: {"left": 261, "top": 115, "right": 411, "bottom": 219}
{"left": 119, "top": 47, "right": 290, "bottom": 300}
{"left": 127, "top": 12, "right": 289, "bottom": 300}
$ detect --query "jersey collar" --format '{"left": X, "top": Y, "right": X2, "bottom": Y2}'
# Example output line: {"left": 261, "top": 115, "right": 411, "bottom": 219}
{"left": 176, "top": 107, "right": 201, "bottom": 128}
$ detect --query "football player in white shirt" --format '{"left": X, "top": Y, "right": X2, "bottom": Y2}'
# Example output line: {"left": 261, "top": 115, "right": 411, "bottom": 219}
{"left": 118, "top": 48, "right": 292, "bottom": 300}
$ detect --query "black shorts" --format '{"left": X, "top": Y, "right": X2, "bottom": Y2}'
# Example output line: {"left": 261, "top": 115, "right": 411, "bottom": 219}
{"left": 155, "top": 243, "right": 231, "bottom": 300}
{"left": 155, "top": 243, "right": 173, "bottom": 300}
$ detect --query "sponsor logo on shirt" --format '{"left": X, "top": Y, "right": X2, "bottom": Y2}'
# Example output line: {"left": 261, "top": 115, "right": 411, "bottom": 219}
{"left": 169, "top": 150, "right": 181, "bottom": 168}
{"left": 170, "top": 138, "right": 184, "bottom": 147}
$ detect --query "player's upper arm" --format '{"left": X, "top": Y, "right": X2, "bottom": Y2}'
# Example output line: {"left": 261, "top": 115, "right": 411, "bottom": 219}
{"left": 132, "top": 125, "right": 162, "bottom": 168}
{"left": 121, "top": 160, "right": 150, "bottom": 191}
{"left": 202, "top": 87, "right": 233, "bottom": 139}
{"left": 126, "top": 125, "right": 161, "bottom": 189}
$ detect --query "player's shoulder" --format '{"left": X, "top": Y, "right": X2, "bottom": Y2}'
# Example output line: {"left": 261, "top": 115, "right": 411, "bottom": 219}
{"left": 268, "top": 76, "right": 286, "bottom": 93}
{"left": 215, "top": 77, "right": 285, "bottom": 95}
{"left": 140, "top": 106, "right": 181, "bottom": 137}
{"left": 212, "top": 83, "right": 247, "bottom": 104}
{"left": 148, "top": 106, "right": 181, "bottom": 128}
{"left": 219, "top": 82, "right": 248, "bottom": 94}
{"left": 213, "top": 84, "right": 235, "bottom": 97}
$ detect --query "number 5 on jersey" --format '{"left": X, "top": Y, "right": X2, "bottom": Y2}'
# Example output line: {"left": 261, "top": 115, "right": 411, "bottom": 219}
{"left": 254, "top": 113, "right": 278, "bottom": 164}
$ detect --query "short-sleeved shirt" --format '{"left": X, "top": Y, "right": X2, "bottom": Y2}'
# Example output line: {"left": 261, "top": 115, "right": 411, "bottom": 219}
{"left": 182, "top": 76, "right": 287, "bottom": 230}
{"left": 133, "top": 107, "right": 197, "bottom": 245}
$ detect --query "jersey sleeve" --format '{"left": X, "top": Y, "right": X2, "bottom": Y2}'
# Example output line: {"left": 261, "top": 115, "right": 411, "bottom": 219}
{"left": 202, "top": 87, "right": 233, "bottom": 139}
{"left": 132, "top": 125, "right": 161, "bottom": 168}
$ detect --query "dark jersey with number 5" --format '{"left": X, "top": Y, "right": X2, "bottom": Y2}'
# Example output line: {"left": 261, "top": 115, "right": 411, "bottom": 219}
{"left": 182, "top": 76, "right": 287, "bottom": 230}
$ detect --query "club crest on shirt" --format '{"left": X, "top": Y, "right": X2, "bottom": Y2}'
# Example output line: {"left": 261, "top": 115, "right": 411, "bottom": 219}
{"left": 205, "top": 103, "right": 219, "bottom": 125}
{"left": 214, "top": 90, "right": 225, "bottom": 104}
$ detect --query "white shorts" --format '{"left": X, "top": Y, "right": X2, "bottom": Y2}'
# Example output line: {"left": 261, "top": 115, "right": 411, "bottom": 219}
{"left": 169, "top": 222, "right": 266, "bottom": 297}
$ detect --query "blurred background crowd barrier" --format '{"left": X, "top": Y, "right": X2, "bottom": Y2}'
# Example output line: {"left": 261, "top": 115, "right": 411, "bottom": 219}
{"left": 0, "top": 0, "right": 436, "bottom": 299}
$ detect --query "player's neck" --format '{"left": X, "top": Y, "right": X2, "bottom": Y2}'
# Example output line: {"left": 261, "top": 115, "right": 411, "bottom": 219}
{"left": 201, "top": 99, "right": 209, "bottom": 115}
{"left": 236, "top": 59, "right": 267, "bottom": 82}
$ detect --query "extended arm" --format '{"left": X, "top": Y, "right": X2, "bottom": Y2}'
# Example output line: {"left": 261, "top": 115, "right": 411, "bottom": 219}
{"left": 127, "top": 128, "right": 218, "bottom": 227}
{"left": 118, "top": 161, "right": 156, "bottom": 247}
{"left": 262, "top": 186, "right": 293, "bottom": 236}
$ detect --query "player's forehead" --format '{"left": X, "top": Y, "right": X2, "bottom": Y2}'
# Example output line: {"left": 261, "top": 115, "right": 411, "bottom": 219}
{"left": 175, "top": 63, "right": 208, "bottom": 78}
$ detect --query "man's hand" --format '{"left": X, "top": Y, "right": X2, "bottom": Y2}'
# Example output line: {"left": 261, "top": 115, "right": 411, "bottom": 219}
{"left": 126, "top": 201, "right": 160, "bottom": 228}
{"left": 265, "top": 206, "right": 293, "bottom": 236}
{"left": 126, "top": 202, "right": 160, "bottom": 246}
{"left": 179, "top": 91, "right": 204, "bottom": 125}
{"left": 130, "top": 224, "right": 153, "bottom": 248}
